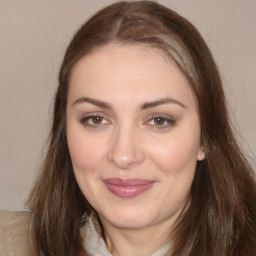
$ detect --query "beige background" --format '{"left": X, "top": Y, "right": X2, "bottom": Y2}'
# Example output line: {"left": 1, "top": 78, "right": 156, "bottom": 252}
{"left": 0, "top": 0, "right": 255, "bottom": 211}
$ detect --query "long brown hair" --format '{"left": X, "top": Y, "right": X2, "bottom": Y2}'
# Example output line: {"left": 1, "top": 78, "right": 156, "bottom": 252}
{"left": 27, "top": 1, "right": 256, "bottom": 255}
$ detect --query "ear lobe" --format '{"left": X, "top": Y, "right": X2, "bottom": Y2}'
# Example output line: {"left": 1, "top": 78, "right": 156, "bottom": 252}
{"left": 197, "top": 147, "right": 206, "bottom": 161}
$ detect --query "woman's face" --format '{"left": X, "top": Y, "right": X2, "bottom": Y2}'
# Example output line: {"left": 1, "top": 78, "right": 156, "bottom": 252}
{"left": 66, "top": 45, "right": 204, "bottom": 230}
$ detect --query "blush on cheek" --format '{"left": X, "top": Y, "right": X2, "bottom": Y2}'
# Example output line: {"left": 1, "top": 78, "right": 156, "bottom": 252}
{"left": 149, "top": 135, "right": 199, "bottom": 175}
{"left": 67, "top": 131, "right": 106, "bottom": 171}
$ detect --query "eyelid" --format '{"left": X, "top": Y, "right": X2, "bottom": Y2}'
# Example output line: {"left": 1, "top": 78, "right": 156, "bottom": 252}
{"left": 80, "top": 112, "right": 111, "bottom": 127}
{"left": 79, "top": 112, "right": 176, "bottom": 130}
{"left": 144, "top": 113, "right": 176, "bottom": 129}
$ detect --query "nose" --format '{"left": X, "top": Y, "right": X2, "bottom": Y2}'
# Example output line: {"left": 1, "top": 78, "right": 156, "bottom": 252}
{"left": 107, "top": 126, "right": 145, "bottom": 170}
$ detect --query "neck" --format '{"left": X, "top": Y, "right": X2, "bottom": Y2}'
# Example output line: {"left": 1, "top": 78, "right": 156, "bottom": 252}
{"left": 99, "top": 215, "right": 173, "bottom": 256}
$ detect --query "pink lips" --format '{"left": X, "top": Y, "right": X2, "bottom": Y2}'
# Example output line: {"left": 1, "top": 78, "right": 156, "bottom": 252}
{"left": 103, "top": 178, "right": 155, "bottom": 198}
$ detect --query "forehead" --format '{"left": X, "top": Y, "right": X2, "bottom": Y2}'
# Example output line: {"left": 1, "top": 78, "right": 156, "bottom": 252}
{"left": 68, "top": 44, "right": 197, "bottom": 109}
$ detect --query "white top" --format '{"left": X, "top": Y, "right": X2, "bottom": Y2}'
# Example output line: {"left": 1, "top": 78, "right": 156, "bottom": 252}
{"left": 0, "top": 210, "right": 33, "bottom": 256}
{"left": 0, "top": 210, "right": 172, "bottom": 256}
{"left": 81, "top": 212, "right": 172, "bottom": 256}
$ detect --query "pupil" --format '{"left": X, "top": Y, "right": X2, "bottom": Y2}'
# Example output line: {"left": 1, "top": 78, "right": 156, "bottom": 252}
{"left": 154, "top": 117, "right": 165, "bottom": 125}
{"left": 92, "top": 116, "right": 102, "bottom": 124}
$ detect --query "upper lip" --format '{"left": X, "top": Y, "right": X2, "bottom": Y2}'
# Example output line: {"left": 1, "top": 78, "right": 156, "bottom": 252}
{"left": 103, "top": 178, "right": 154, "bottom": 186}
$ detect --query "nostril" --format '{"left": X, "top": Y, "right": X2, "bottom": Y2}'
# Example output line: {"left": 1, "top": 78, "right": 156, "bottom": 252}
{"left": 107, "top": 128, "right": 145, "bottom": 169}
{"left": 107, "top": 147, "right": 145, "bottom": 170}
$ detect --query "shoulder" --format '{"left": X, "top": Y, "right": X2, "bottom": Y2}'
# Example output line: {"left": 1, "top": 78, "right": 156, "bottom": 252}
{"left": 0, "top": 209, "right": 34, "bottom": 256}
{"left": 0, "top": 209, "right": 32, "bottom": 224}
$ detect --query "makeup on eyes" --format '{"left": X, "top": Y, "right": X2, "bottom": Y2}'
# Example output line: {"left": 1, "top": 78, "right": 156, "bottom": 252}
{"left": 144, "top": 113, "right": 177, "bottom": 130}
{"left": 79, "top": 112, "right": 112, "bottom": 128}
{"left": 73, "top": 97, "right": 184, "bottom": 130}
{"left": 78, "top": 112, "right": 178, "bottom": 131}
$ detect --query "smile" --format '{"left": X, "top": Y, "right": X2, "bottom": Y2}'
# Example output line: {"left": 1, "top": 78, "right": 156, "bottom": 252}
{"left": 103, "top": 178, "right": 155, "bottom": 198}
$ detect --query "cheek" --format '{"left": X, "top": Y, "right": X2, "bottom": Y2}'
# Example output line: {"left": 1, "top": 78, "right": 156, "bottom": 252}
{"left": 147, "top": 126, "right": 200, "bottom": 175}
{"left": 67, "top": 126, "right": 108, "bottom": 171}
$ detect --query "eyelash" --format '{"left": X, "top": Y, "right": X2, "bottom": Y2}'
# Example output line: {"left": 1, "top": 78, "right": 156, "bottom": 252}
{"left": 79, "top": 114, "right": 176, "bottom": 130}
{"left": 80, "top": 114, "right": 111, "bottom": 128}
{"left": 146, "top": 116, "right": 176, "bottom": 130}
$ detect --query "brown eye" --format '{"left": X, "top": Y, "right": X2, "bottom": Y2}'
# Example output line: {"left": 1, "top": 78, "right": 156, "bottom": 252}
{"left": 80, "top": 114, "right": 110, "bottom": 127}
{"left": 91, "top": 116, "right": 104, "bottom": 124}
{"left": 147, "top": 115, "right": 176, "bottom": 130}
{"left": 153, "top": 117, "right": 166, "bottom": 126}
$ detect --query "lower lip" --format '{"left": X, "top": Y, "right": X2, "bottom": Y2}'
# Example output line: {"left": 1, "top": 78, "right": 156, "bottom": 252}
{"left": 103, "top": 181, "right": 155, "bottom": 199}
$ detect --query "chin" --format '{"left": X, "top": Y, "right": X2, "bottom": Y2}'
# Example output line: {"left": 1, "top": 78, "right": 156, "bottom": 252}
{"left": 110, "top": 217, "right": 151, "bottom": 229}
{"left": 99, "top": 207, "right": 157, "bottom": 229}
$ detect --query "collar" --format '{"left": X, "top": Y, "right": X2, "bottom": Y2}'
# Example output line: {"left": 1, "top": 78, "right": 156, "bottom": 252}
{"left": 81, "top": 213, "right": 172, "bottom": 256}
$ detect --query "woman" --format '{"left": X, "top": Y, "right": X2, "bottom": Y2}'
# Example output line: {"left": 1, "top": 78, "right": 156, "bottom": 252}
{"left": 1, "top": 1, "right": 255, "bottom": 255}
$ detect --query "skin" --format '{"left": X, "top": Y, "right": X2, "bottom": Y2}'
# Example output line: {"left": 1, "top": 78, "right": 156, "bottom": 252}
{"left": 66, "top": 44, "right": 204, "bottom": 256}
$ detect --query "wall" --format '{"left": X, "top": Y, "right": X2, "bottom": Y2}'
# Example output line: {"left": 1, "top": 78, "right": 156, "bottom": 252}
{"left": 0, "top": 0, "right": 255, "bottom": 210}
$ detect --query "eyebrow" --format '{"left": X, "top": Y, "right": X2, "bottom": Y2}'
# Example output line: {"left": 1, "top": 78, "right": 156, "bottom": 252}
{"left": 72, "top": 97, "right": 186, "bottom": 110}
{"left": 72, "top": 97, "right": 112, "bottom": 109}
{"left": 140, "top": 98, "right": 187, "bottom": 110}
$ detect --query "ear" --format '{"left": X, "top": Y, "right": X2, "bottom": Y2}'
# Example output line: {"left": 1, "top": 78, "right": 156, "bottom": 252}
{"left": 197, "top": 146, "right": 206, "bottom": 161}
